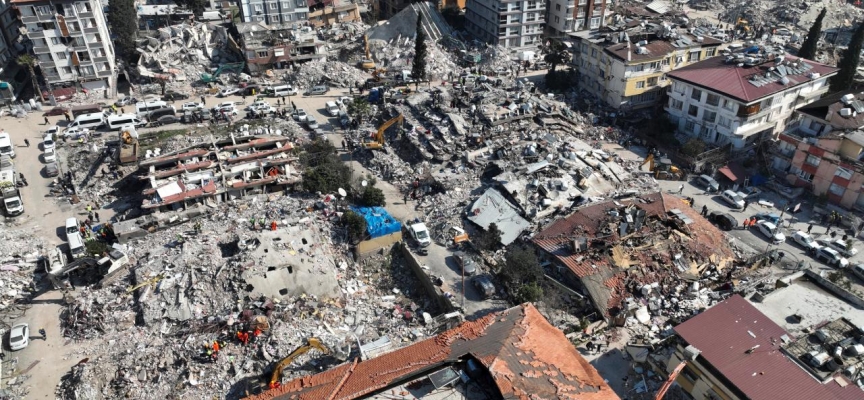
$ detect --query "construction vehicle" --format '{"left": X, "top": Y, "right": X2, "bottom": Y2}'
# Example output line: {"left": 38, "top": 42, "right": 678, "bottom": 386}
{"left": 364, "top": 114, "right": 404, "bottom": 149}
{"left": 655, "top": 361, "right": 687, "bottom": 400}
{"left": 127, "top": 274, "right": 164, "bottom": 293}
{"left": 641, "top": 152, "right": 684, "bottom": 180}
{"left": 118, "top": 125, "right": 139, "bottom": 164}
{"left": 371, "top": 68, "right": 388, "bottom": 82}
{"left": 269, "top": 338, "right": 330, "bottom": 388}
{"left": 359, "top": 35, "right": 376, "bottom": 70}
{"left": 201, "top": 62, "right": 246, "bottom": 83}
{"left": 735, "top": 17, "right": 751, "bottom": 33}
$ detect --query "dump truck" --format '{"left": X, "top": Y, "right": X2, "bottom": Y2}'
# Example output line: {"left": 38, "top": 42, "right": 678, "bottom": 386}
{"left": 118, "top": 125, "right": 139, "bottom": 164}
{"left": 0, "top": 170, "right": 23, "bottom": 216}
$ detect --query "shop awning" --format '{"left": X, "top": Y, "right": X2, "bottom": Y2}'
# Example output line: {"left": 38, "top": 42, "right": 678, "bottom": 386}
{"left": 718, "top": 163, "right": 746, "bottom": 182}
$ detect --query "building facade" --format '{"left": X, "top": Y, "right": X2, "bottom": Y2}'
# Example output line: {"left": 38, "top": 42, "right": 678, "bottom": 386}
{"left": 234, "top": 22, "right": 325, "bottom": 74}
{"left": 666, "top": 53, "right": 837, "bottom": 150}
{"left": 12, "top": 0, "right": 116, "bottom": 95}
{"left": 308, "top": 2, "right": 360, "bottom": 28}
{"left": 574, "top": 31, "right": 721, "bottom": 110}
{"left": 546, "top": 0, "right": 606, "bottom": 35}
{"left": 465, "top": 0, "right": 545, "bottom": 48}
{"left": 238, "top": 0, "right": 310, "bottom": 25}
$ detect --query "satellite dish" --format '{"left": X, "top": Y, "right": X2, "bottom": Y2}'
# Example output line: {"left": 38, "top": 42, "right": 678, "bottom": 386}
{"left": 361, "top": 180, "right": 368, "bottom": 187}
{"left": 338, "top": 188, "right": 347, "bottom": 197}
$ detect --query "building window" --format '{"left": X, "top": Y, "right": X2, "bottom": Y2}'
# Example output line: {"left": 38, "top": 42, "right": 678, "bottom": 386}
{"left": 257, "top": 50, "right": 268, "bottom": 58}
{"left": 703, "top": 110, "right": 717, "bottom": 123}
{"left": 688, "top": 105, "right": 699, "bottom": 117}
{"left": 55, "top": 52, "right": 67, "bottom": 60}
{"left": 636, "top": 81, "right": 645, "bottom": 89}
{"left": 829, "top": 182, "right": 846, "bottom": 196}
{"left": 76, "top": 51, "right": 90, "bottom": 61}
{"left": 554, "top": 16, "right": 559, "bottom": 23}
{"left": 284, "top": 13, "right": 292, "bottom": 20}
{"left": 836, "top": 167, "right": 853, "bottom": 180}
{"left": 662, "top": 58, "right": 670, "bottom": 66}
{"left": 684, "top": 120, "right": 696, "bottom": 132}
{"left": 270, "top": 3, "right": 278, "bottom": 9}
{"left": 35, "top": 5, "right": 51, "bottom": 14}
{"left": 647, "top": 77, "right": 658, "bottom": 86}
{"left": 673, "top": 82, "right": 685, "bottom": 94}
{"left": 688, "top": 51, "right": 701, "bottom": 62}
{"left": 718, "top": 115, "right": 731, "bottom": 128}
{"left": 691, "top": 88, "right": 702, "bottom": 102}
{"left": 670, "top": 99, "right": 683, "bottom": 110}
{"left": 761, "top": 97, "right": 774, "bottom": 108}
{"left": 805, "top": 154, "right": 821, "bottom": 166}
{"left": 556, "top": 3, "right": 560, "bottom": 10}
{"left": 808, "top": 120, "right": 824, "bottom": 133}
{"left": 50, "top": 37, "right": 60, "bottom": 45}
{"left": 798, "top": 170, "right": 813, "bottom": 182}
{"left": 81, "top": 65, "right": 95, "bottom": 75}
{"left": 706, "top": 94, "right": 720, "bottom": 106}
{"left": 254, "top": 4, "right": 263, "bottom": 12}
{"left": 680, "top": 366, "right": 699, "bottom": 383}
{"left": 590, "top": 17, "right": 600, "bottom": 29}
{"left": 591, "top": 48, "right": 597, "bottom": 58}
{"left": 722, "top": 98, "right": 735, "bottom": 111}
{"left": 706, "top": 48, "right": 716, "bottom": 57}
{"left": 61, "top": 67, "right": 72, "bottom": 74}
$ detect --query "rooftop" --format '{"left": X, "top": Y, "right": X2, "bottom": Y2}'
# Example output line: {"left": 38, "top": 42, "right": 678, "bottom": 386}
{"left": 797, "top": 90, "right": 864, "bottom": 131}
{"left": 247, "top": 303, "right": 620, "bottom": 400}
{"left": 675, "top": 295, "right": 864, "bottom": 400}
{"left": 667, "top": 53, "right": 838, "bottom": 104}
{"left": 601, "top": 34, "right": 721, "bottom": 63}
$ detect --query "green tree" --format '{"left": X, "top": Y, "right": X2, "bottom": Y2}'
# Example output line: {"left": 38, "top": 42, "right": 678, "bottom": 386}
{"left": 477, "top": 222, "right": 502, "bottom": 251}
{"left": 16, "top": 54, "right": 43, "bottom": 101}
{"left": 514, "top": 282, "right": 544, "bottom": 303}
{"left": 411, "top": 15, "right": 427, "bottom": 89}
{"left": 342, "top": 211, "right": 367, "bottom": 243}
{"left": 681, "top": 138, "right": 706, "bottom": 157}
{"left": 347, "top": 97, "right": 372, "bottom": 124}
{"left": 107, "top": 0, "right": 137, "bottom": 59}
{"left": 500, "top": 244, "right": 543, "bottom": 286}
{"left": 173, "top": 0, "right": 208, "bottom": 15}
{"left": 798, "top": 8, "right": 826, "bottom": 60}
{"left": 300, "top": 140, "right": 352, "bottom": 193}
{"left": 357, "top": 185, "right": 386, "bottom": 207}
{"left": 831, "top": 22, "right": 864, "bottom": 92}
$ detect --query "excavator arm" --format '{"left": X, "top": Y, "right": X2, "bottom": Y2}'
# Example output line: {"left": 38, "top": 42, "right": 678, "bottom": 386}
{"left": 269, "top": 338, "right": 330, "bottom": 388}
{"left": 364, "top": 114, "right": 404, "bottom": 149}
{"left": 641, "top": 153, "right": 654, "bottom": 171}
{"left": 655, "top": 361, "right": 687, "bottom": 400}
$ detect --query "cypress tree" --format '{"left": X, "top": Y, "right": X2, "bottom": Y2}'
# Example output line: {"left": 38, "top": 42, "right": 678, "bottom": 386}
{"left": 831, "top": 22, "right": 864, "bottom": 93}
{"left": 798, "top": 8, "right": 826, "bottom": 60}
{"left": 411, "top": 15, "right": 427, "bottom": 89}
{"left": 107, "top": 0, "right": 137, "bottom": 60}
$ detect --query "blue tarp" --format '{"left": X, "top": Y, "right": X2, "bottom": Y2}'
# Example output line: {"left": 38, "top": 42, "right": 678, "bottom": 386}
{"left": 750, "top": 174, "right": 768, "bottom": 186}
{"left": 351, "top": 206, "right": 402, "bottom": 239}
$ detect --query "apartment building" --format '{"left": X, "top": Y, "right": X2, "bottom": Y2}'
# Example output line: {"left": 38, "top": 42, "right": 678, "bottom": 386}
{"left": 308, "top": 1, "right": 360, "bottom": 28}
{"left": 665, "top": 51, "right": 837, "bottom": 150}
{"left": 546, "top": 0, "right": 606, "bottom": 35}
{"left": 238, "top": 0, "right": 310, "bottom": 25}
{"left": 235, "top": 22, "right": 325, "bottom": 73}
{"left": 465, "top": 0, "right": 545, "bottom": 48}
{"left": 574, "top": 30, "right": 721, "bottom": 110}
{"left": 11, "top": 0, "right": 116, "bottom": 95}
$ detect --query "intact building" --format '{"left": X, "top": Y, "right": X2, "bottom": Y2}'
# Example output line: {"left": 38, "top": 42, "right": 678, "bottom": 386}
{"left": 665, "top": 49, "right": 837, "bottom": 150}
{"left": 465, "top": 0, "right": 545, "bottom": 48}
{"left": 238, "top": 0, "right": 310, "bottom": 25}
{"left": 546, "top": 0, "right": 606, "bottom": 35}
{"left": 12, "top": 0, "right": 117, "bottom": 96}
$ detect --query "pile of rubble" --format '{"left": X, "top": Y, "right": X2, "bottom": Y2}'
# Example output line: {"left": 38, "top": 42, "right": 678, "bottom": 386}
{"left": 294, "top": 59, "right": 368, "bottom": 89}
{"left": 136, "top": 22, "right": 241, "bottom": 85}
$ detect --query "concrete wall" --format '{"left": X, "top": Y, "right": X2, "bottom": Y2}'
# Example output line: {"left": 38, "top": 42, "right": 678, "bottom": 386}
{"left": 804, "top": 269, "right": 864, "bottom": 308}
{"left": 398, "top": 242, "right": 456, "bottom": 313}
{"left": 355, "top": 231, "right": 402, "bottom": 259}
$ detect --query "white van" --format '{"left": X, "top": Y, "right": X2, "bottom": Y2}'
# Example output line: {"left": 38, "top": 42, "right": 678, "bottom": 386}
{"left": 107, "top": 113, "right": 146, "bottom": 130}
{"left": 68, "top": 112, "right": 106, "bottom": 130}
{"left": 0, "top": 132, "right": 14, "bottom": 158}
{"left": 65, "top": 217, "right": 80, "bottom": 240}
{"left": 67, "top": 231, "right": 86, "bottom": 259}
{"left": 268, "top": 85, "right": 297, "bottom": 97}
{"left": 135, "top": 100, "right": 168, "bottom": 117}
{"left": 325, "top": 101, "right": 340, "bottom": 117}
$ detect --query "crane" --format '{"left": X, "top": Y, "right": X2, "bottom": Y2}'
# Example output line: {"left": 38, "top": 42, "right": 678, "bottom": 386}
{"left": 269, "top": 338, "right": 330, "bottom": 389}
{"left": 364, "top": 114, "right": 404, "bottom": 149}
{"left": 655, "top": 361, "right": 687, "bottom": 400}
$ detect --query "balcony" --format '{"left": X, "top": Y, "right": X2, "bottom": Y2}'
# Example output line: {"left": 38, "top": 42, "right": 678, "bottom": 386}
{"left": 84, "top": 27, "right": 98, "bottom": 34}
{"left": 94, "top": 56, "right": 109, "bottom": 63}
{"left": 32, "top": 46, "right": 50, "bottom": 53}
{"left": 578, "top": 0, "right": 587, "bottom": 4}
{"left": 97, "top": 70, "right": 113, "bottom": 78}
{"left": 26, "top": 29, "right": 45, "bottom": 38}
{"left": 770, "top": 144, "right": 796, "bottom": 159}
{"left": 77, "top": 12, "right": 94, "bottom": 18}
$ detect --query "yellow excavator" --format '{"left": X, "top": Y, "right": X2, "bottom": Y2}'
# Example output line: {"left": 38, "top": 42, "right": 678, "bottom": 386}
{"left": 736, "top": 17, "right": 751, "bottom": 33}
{"left": 269, "top": 338, "right": 330, "bottom": 389}
{"left": 364, "top": 114, "right": 404, "bottom": 149}
{"left": 359, "top": 35, "right": 376, "bottom": 70}
{"left": 641, "top": 153, "right": 684, "bottom": 180}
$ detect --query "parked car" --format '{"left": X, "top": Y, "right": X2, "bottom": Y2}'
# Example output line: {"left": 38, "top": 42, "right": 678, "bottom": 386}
{"left": 292, "top": 108, "right": 308, "bottom": 122}
{"left": 851, "top": 263, "right": 864, "bottom": 282}
{"left": 45, "top": 162, "right": 59, "bottom": 177}
{"left": 43, "top": 147, "right": 57, "bottom": 163}
{"left": 454, "top": 252, "right": 477, "bottom": 275}
{"left": 694, "top": 174, "right": 720, "bottom": 192}
{"left": 752, "top": 212, "right": 781, "bottom": 225}
{"left": 336, "top": 96, "right": 352, "bottom": 108}
{"left": 756, "top": 221, "right": 786, "bottom": 244}
{"left": 306, "top": 115, "right": 320, "bottom": 129}
{"left": 473, "top": 275, "right": 495, "bottom": 299}
{"left": 162, "top": 91, "right": 189, "bottom": 101}
{"left": 114, "top": 97, "right": 138, "bottom": 107}
{"left": 218, "top": 87, "right": 240, "bottom": 97}
{"left": 815, "top": 247, "right": 849, "bottom": 268}
{"left": 245, "top": 100, "right": 270, "bottom": 111}
{"left": 720, "top": 190, "right": 745, "bottom": 209}
{"left": 45, "top": 125, "right": 60, "bottom": 136}
{"left": 304, "top": 85, "right": 328, "bottom": 96}
{"left": 791, "top": 231, "right": 821, "bottom": 253}
{"left": 708, "top": 211, "right": 737, "bottom": 231}
{"left": 63, "top": 126, "right": 86, "bottom": 139}
{"left": 181, "top": 102, "right": 204, "bottom": 112}
{"left": 250, "top": 104, "right": 275, "bottom": 114}
{"left": 820, "top": 238, "right": 859, "bottom": 257}
{"left": 156, "top": 115, "right": 180, "bottom": 125}
{"left": 42, "top": 134, "right": 55, "bottom": 151}
{"left": 8, "top": 323, "right": 29, "bottom": 351}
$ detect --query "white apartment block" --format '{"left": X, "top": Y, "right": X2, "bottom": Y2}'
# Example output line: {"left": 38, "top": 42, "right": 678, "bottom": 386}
{"left": 665, "top": 53, "right": 837, "bottom": 150}
{"left": 239, "top": 0, "right": 310, "bottom": 25}
{"left": 465, "top": 0, "right": 545, "bottom": 48}
{"left": 546, "top": 0, "right": 605, "bottom": 35}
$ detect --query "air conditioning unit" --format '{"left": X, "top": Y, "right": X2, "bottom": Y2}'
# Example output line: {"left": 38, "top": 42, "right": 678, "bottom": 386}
{"left": 779, "top": 76, "right": 790, "bottom": 85}
{"left": 840, "top": 108, "right": 853, "bottom": 117}
{"left": 809, "top": 72, "right": 821, "bottom": 79}
{"left": 841, "top": 93, "right": 855, "bottom": 105}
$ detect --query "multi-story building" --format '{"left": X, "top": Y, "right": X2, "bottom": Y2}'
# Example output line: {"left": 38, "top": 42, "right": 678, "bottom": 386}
{"left": 238, "top": 0, "right": 309, "bottom": 25}
{"left": 546, "top": 0, "right": 606, "bottom": 35}
{"left": 465, "top": 0, "right": 545, "bottom": 48}
{"left": 308, "top": 1, "right": 360, "bottom": 28}
{"left": 574, "top": 30, "right": 722, "bottom": 110}
{"left": 12, "top": 0, "right": 116, "bottom": 95}
{"left": 234, "top": 22, "right": 325, "bottom": 74}
{"left": 665, "top": 51, "right": 837, "bottom": 150}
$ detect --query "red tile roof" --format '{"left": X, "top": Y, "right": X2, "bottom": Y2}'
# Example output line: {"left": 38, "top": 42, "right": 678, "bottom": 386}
{"left": 247, "top": 304, "right": 620, "bottom": 400}
{"left": 667, "top": 54, "right": 838, "bottom": 104}
{"left": 674, "top": 295, "right": 863, "bottom": 400}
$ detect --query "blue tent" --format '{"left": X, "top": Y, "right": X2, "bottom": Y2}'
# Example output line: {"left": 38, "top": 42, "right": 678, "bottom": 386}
{"left": 351, "top": 206, "right": 402, "bottom": 238}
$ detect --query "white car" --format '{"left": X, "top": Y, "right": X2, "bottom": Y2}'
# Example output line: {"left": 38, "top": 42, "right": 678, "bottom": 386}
{"left": 63, "top": 126, "right": 85, "bottom": 139}
{"left": 45, "top": 125, "right": 60, "bottom": 136}
{"left": 720, "top": 190, "right": 745, "bottom": 209}
{"left": 218, "top": 87, "right": 240, "bottom": 97}
{"left": 43, "top": 147, "right": 57, "bottom": 163}
{"left": 212, "top": 102, "right": 238, "bottom": 115}
{"left": 9, "top": 323, "right": 29, "bottom": 351}
{"left": 306, "top": 115, "right": 320, "bottom": 129}
{"left": 815, "top": 247, "right": 849, "bottom": 268}
{"left": 181, "top": 102, "right": 204, "bottom": 112}
{"left": 756, "top": 220, "right": 785, "bottom": 244}
{"left": 249, "top": 104, "right": 275, "bottom": 114}
{"left": 822, "top": 238, "right": 859, "bottom": 257}
{"left": 42, "top": 134, "right": 55, "bottom": 151}
{"left": 293, "top": 108, "right": 308, "bottom": 122}
{"left": 245, "top": 100, "right": 270, "bottom": 111}
{"left": 336, "top": 96, "right": 352, "bottom": 107}
{"left": 791, "top": 231, "right": 821, "bottom": 253}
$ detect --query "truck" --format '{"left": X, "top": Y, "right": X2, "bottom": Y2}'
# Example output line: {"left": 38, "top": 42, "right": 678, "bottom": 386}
{"left": 0, "top": 170, "right": 23, "bottom": 216}
{"left": 118, "top": 125, "right": 139, "bottom": 164}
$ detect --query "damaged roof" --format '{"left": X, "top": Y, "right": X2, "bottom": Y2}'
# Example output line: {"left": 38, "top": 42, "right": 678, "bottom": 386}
{"left": 467, "top": 188, "right": 531, "bottom": 246}
{"left": 247, "top": 303, "right": 619, "bottom": 400}
{"left": 675, "top": 295, "right": 864, "bottom": 400}
{"left": 796, "top": 89, "right": 864, "bottom": 130}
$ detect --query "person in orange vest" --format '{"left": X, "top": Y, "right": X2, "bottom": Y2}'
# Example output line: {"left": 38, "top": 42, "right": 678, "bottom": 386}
{"left": 270, "top": 221, "right": 277, "bottom": 231}
{"left": 253, "top": 328, "right": 262, "bottom": 337}
{"left": 212, "top": 341, "right": 220, "bottom": 353}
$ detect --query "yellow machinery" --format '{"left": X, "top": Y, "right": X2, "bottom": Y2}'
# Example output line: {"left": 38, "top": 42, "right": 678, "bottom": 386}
{"left": 641, "top": 153, "right": 684, "bottom": 180}
{"left": 127, "top": 274, "right": 164, "bottom": 293}
{"left": 371, "top": 68, "right": 388, "bottom": 82}
{"left": 655, "top": 361, "right": 687, "bottom": 400}
{"left": 736, "top": 17, "right": 751, "bottom": 32}
{"left": 359, "top": 35, "right": 376, "bottom": 70}
{"left": 364, "top": 114, "right": 404, "bottom": 149}
{"left": 269, "top": 338, "right": 330, "bottom": 388}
